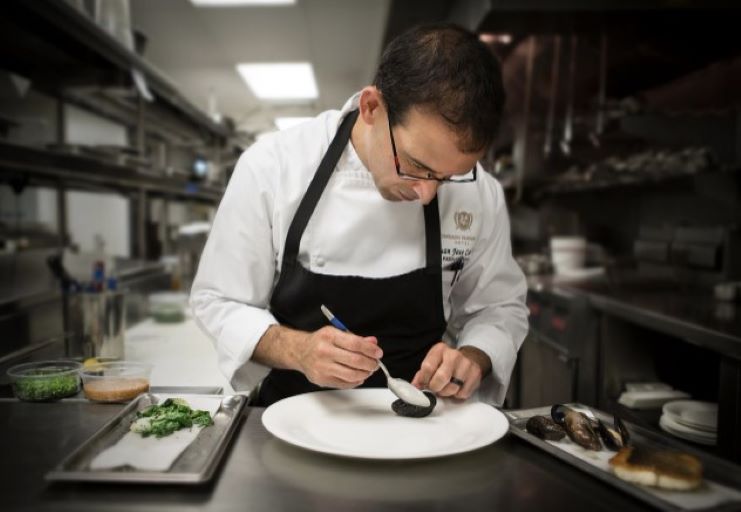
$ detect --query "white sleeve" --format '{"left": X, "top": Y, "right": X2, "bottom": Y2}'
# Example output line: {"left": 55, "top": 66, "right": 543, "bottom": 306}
{"left": 190, "top": 142, "right": 279, "bottom": 391}
{"left": 446, "top": 178, "right": 529, "bottom": 406}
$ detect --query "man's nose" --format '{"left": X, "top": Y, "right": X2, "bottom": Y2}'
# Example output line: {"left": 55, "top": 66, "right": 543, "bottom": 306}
{"left": 411, "top": 180, "right": 440, "bottom": 205}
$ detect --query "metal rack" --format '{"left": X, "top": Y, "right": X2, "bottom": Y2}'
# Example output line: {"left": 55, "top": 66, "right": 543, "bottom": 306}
{"left": 0, "top": 142, "right": 223, "bottom": 203}
{"left": 0, "top": 0, "right": 237, "bottom": 258}
{"left": 1, "top": 0, "right": 229, "bottom": 140}
{"left": 532, "top": 165, "right": 736, "bottom": 198}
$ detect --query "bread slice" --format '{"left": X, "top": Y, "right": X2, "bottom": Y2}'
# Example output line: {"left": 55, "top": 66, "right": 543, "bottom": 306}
{"left": 609, "top": 446, "right": 703, "bottom": 491}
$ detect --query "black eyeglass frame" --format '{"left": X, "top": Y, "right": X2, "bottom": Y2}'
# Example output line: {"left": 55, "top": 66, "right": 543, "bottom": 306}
{"left": 387, "top": 114, "right": 477, "bottom": 183}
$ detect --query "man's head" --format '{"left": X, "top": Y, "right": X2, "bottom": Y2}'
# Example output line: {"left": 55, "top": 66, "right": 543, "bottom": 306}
{"left": 353, "top": 23, "right": 506, "bottom": 204}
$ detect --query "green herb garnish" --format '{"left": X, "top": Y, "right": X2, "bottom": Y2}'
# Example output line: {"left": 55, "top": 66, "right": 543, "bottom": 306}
{"left": 130, "top": 398, "right": 213, "bottom": 438}
{"left": 14, "top": 372, "right": 80, "bottom": 401}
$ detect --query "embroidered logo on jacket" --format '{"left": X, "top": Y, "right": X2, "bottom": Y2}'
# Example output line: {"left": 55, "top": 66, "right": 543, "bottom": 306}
{"left": 454, "top": 210, "right": 473, "bottom": 231}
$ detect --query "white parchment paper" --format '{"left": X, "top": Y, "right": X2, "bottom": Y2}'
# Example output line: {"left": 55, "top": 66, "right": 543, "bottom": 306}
{"left": 90, "top": 395, "right": 222, "bottom": 472}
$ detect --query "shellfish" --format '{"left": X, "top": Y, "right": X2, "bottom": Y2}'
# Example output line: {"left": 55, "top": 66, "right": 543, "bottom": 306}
{"left": 526, "top": 415, "right": 566, "bottom": 441}
{"left": 551, "top": 405, "right": 602, "bottom": 451}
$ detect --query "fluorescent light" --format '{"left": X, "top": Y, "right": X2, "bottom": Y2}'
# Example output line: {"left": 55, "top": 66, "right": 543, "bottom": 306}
{"left": 275, "top": 117, "right": 313, "bottom": 130}
{"left": 479, "top": 33, "right": 512, "bottom": 45}
{"left": 190, "top": 0, "right": 295, "bottom": 6}
{"left": 236, "top": 62, "right": 318, "bottom": 101}
{"left": 256, "top": 132, "right": 276, "bottom": 141}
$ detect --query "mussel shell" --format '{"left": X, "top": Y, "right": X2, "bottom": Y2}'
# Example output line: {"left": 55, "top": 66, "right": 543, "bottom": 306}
{"left": 597, "top": 419, "right": 625, "bottom": 451}
{"left": 615, "top": 416, "right": 630, "bottom": 446}
{"left": 526, "top": 415, "right": 566, "bottom": 441}
{"left": 550, "top": 404, "right": 571, "bottom": 426}
{"left": 564, "top": 410, "right": 602, "bottom": 451}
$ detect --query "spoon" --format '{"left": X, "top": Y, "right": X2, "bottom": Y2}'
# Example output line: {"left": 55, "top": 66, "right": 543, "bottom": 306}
{"left": 320, "top": 305, "right": 431, "bottom": 407}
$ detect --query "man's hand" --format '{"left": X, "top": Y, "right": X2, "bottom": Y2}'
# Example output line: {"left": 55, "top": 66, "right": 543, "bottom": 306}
{"left": 411, "top": 343, "right": 491, "bottom": 399}
{"left": 254, "top": 325, "right": 383, "bottom": 389}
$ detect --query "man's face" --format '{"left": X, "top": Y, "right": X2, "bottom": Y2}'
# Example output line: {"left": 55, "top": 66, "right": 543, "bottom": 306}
{"left": 366, "top": 106, "right": 484, "bottom": 205}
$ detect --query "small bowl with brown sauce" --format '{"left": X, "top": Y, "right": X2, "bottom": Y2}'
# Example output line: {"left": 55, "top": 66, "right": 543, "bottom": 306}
{"left": 80, "top": 362, "right": 152, "bottom": 403}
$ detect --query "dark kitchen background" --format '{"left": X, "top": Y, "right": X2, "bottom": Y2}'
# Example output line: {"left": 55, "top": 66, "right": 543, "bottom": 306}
{"left": 1, "top": 0, "right": 740, "bottom": 478}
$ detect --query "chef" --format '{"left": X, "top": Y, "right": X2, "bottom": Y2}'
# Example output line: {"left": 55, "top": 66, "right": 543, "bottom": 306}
{"left": 191, "top": 23, "right": 528, "bottom": 407}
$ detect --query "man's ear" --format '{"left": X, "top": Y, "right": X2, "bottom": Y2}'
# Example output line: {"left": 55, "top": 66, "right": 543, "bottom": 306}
{"left": 357, "top": 86, "right": 385, "bottom": 126}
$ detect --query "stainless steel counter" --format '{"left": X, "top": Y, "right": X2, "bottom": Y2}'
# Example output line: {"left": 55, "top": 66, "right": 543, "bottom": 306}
{"left": 525, "top": 274, "right": 741, "bottom": 463}
{"left": 528, "top": 274, "right": 741, "bottom": 358}
{"left": 0, "top": 400, "right": 655, "bottom": 512}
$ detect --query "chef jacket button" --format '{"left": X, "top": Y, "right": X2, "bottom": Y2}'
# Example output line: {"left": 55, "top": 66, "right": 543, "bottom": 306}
{"left": 315, "top": 256, "right": 325, "bottom": 267}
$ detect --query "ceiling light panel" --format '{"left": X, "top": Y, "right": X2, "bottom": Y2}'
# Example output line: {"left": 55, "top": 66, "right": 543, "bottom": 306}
{"left": 274, "top": 117, "right": 313, "bottom": 130}
{"left": 236, "top": 63, "right": 319, "bottom": 101}
{"left": 190, "top": 0, "right": 296, "bottom": 7}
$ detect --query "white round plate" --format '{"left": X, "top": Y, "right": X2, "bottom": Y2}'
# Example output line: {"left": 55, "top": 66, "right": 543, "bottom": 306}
{"left": 662, "top": 400, "right": 718, "bottom": 432}
{"left": 659, "top": 415, "right": 717, "bottom": 446}
{"left": 262, "top": 388, "right": 509, "bottom": 460}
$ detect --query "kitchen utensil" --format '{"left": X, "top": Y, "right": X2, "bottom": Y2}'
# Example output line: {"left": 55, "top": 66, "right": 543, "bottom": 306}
{"left": 262, "top": 388, "right": 508, "bottom": 460}
{"left": 66, "top": 291, "right": 126, "bottom": 360}
{"left": 543, "top": 34, "right": 562, "bottom": 158}
{"left": 553, "top": 266, "right": 605, "bottom": 281}
{"left": 46, "top": 393, "right": 247, "bottom": 484}
{"left": 659, "top": 415, "right": 717, "bottom": 446}
{"left": 46, "top": 253, "right": 80, "bottom": 291}
{"left": 560, "top": 34, "right": 578, "bottom": 156}
{"left": 550, "top": 236, "right": 587, "bottom": 273}
{"left": 714, "top": 282, "right": 740, "bottom": 302}
{"left": 320, "top": 305, "right": 430, "bottom": 408}
{"left": 515, "top": 253, "right": 551, "bottom": 276}
{"left": 176, "top": 222, "right": 210, "bottom": 291}
{"left": 89, "top": 394, "right": 222, "bottom": 471}
{"left": 589, "top": 31, "right": 608, "bottom": 148}
{"left": 663, "top": 401, "right": 718, "bottom": 432}
{"left": 617, "top": 389, "right": 690, "bottom": 410}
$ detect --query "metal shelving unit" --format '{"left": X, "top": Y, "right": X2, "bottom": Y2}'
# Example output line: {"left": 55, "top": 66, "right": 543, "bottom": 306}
{"left": 1, "top": 0, "right": 229, "bottom": 140}
{"left": 0, "top": 0, "right": 236, "bottom": 258}
{"left": 0, "top": 142, "right": 223, "bottom": 204}
{"left": 531, "top": 166, "right": 737, "bottom": 199}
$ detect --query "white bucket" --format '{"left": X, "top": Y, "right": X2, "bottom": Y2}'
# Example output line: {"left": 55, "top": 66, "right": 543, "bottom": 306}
{"left": 550, "top": 236, "right": 587, "bottom": 273}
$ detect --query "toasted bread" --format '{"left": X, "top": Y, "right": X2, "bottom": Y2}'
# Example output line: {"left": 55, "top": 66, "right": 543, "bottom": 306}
{"left": 609, "top": 446, "right": 703, "bottom": 491}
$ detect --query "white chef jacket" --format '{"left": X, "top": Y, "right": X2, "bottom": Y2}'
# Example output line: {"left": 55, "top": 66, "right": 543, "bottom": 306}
{"left": 191, "top": 93, "right": 529, "bottom": 405}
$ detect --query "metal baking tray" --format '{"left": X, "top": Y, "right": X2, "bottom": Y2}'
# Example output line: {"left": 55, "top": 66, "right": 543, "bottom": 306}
{"left": 506, "top": 404, "right": 741, "bottom": 512}
{"left": 46, "top": 393, "right": 247, "bottom": 484}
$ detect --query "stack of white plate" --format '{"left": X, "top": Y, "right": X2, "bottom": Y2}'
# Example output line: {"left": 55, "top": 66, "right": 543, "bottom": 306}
{"left": 659, "top": 400, "right": 718, "bottom": 446}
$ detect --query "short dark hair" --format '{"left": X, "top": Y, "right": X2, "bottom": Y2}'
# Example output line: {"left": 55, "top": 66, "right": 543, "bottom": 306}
{"left": 373, "top": 23, "right": 505, "bottom": 153}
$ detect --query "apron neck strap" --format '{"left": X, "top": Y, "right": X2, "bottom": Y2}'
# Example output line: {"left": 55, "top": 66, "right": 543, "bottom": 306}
{"left": 281, "top": 108, "right": 442, "bottom": 274}
{"left": 423, "top": 197, "right": 441, "bottom": 274}
{"left": 283, "top": 109, "right": 359, "bottom": 264}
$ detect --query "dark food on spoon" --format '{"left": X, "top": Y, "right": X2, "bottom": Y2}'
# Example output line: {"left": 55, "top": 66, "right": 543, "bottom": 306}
{"left": 610, "top": 446, "right": 703, "bottom": 491}
{"left": 526, "top": 415, "right": 566, "bottom": 441}
{"left": 551, "top": 404, "right": 602, "bottom": 451}
{"left": 392, "top": 391, "right": 437, "bottom": 418}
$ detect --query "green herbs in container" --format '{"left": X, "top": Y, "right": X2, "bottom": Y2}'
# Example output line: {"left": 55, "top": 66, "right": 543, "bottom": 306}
{"left": 130, "top": 398, "right": 214, "bottom": 438}
{"left": 8, "top": 361, "right": 82, "bottom": 402}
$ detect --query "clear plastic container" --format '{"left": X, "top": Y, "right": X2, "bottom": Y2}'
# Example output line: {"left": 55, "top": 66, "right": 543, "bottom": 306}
{"left": 149, "top": 292, "right": 188, "bottom": 323}
{"left": 80, "top": 362, "right": 152, "bottom": 403}
{"left": 8, "top": 361, "right": 82, "bottom": 402}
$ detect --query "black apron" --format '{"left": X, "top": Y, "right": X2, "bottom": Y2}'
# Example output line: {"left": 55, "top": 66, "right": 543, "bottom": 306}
{"left": 256, "top": 109, "right": 447, "bottom": 406}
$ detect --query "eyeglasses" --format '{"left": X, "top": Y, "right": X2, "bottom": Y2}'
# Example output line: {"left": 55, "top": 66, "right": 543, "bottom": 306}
{"left": 387, "top": 114, "right": 477, "bottom": 183}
